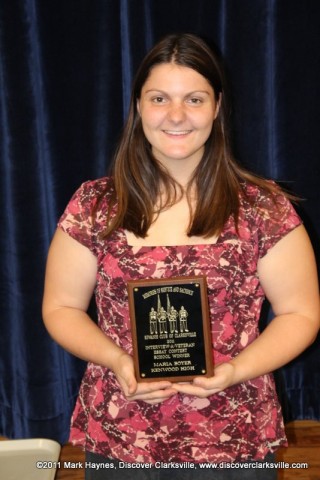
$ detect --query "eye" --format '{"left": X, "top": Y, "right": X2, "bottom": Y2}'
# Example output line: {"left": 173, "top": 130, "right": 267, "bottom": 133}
{"left": 188, "top": 97, "right": 203, "bottom": 105}
{"left": 151, "top": 96, "right": 166, "bottom": 104}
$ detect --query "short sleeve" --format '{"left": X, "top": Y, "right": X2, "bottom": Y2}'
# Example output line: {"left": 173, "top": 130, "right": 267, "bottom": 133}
{"left": 255, "top": 189, "right": 302, "bottom": 258}
{"left": 58, "top": 178, "right": 108, "bottom": 255}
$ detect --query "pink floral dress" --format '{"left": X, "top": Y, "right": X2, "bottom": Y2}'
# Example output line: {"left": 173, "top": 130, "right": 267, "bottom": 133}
{"left": 58, "top": 177, "right": 301, "bottom": 463}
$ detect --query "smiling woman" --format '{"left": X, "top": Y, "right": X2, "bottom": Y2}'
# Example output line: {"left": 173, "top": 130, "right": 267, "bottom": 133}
{"left": 42, "top": 33, "right": 320, "bottom": 480}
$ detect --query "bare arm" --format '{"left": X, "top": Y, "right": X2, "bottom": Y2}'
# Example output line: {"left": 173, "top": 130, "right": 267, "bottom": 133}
{"left": 43, "top": 228, "right": 121, "bottom": 368}
{"left": 42, "top": 228, "right": 176, "bottom": 403}
{"left": 175, "top": 225, "right": 320, "bottom": 397}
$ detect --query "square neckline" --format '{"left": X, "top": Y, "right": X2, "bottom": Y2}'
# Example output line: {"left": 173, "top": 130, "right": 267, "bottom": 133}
{"left": 122, "top": 228, "right": 225, "bottom": 251}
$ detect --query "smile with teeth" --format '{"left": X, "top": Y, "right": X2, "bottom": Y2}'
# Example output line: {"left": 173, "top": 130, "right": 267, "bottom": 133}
{"left": 163, "top": 130, "right": 192, "bottom": 135}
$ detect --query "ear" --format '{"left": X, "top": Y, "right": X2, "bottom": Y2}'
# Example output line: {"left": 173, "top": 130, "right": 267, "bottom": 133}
{"left": 214, "top": 93, "right": 222, "bottom": 120}
{"left": 136, "top": 98, "right": 141, "bottom": 115}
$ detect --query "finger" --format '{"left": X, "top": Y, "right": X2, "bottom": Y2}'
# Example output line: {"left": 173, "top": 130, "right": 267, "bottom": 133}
{"left": 174, "top": 383, "right": 219, "bottom": 397}
{"left": 134, "top": 381, "right": 173, "bottom": 395}
{"left": 117, "top": 378, "right": 136, "bottom": 397}
{"left": 128, "top": 387, "right": 177, "bottom": 402}
{"left": 143, "top": 397, "right": 172, "bottom": 405}
{"left": 116, "top": 371, "right": 138, "bottom": 396}
{"left": 126, "top": 378, "right": 138, "bottom": 395}
{"left": 192, "top": 376, "right": 216, "bottom": 388}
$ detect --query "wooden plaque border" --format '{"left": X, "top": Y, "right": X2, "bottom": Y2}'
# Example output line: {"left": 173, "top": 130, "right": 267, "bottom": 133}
{"left": 127, "top": 276, "right": 213, "bottom": 382}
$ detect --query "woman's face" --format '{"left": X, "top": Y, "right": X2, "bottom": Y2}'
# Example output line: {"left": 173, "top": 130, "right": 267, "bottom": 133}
{"left": 137, "top": 63, "right": 220, "bottom": 173}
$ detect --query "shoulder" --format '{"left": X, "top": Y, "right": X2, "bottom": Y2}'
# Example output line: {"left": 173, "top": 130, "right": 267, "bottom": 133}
{"left": 239, "top": 181, "right": 302, "bottom": 258}
{"left": 63, "top": 176, "right": 115, "bottom": 216}
{"left": 241, "top": 180, "right": 279, "bottom": 203}
{"left": 57, "top": 177, "right": 115, "bottom": 249}
{"left": 240, "top": 180, "right": 296, "bottom": 220}
{"left": 73, "top": 176, "right": 114, "bottom": 204}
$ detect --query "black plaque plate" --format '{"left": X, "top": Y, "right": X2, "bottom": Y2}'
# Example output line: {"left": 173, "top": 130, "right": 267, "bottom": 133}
{"left": 127, "top": 276, "right": 213, "bottom": 382}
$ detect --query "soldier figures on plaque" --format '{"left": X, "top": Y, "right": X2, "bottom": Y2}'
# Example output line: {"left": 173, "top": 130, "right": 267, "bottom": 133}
{"left": 179, "top": 306, "right": 189, "bottom": 333}
{"left": 149, "top": 307, "right": 158, "bottom": 335}
{"left": 168, "top": 305, "right": 179, "bottom": 334}
{"left": 147, "top": 294, "right": 190, "bottom": 338}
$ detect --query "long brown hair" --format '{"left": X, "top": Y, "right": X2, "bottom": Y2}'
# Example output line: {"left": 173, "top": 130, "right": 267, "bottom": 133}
{"left": 101, "top": 33, "right": 284, "bottom": 238}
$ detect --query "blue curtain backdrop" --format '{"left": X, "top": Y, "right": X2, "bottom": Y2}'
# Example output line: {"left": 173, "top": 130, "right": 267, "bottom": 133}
{"left": 0, "top": 0, "right": 319, "bottom": 443}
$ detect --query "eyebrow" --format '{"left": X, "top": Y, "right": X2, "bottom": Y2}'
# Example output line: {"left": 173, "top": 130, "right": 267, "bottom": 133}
{"left": 143, "top": 89, "right": 211, "bottom": 95}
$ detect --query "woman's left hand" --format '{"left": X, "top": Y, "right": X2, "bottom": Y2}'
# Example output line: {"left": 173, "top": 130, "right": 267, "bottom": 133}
{"left": 173, "top": 362, "right": 236, "bottom": 398}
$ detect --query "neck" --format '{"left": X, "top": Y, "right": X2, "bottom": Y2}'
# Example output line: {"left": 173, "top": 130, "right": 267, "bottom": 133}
{"left": 158, "top": 159, "right": 198, "bottom": 188}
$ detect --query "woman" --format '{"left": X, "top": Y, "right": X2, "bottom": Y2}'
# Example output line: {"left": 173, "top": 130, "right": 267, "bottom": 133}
{"left": 43, "top": 33, "right": 319, "bottom": 479}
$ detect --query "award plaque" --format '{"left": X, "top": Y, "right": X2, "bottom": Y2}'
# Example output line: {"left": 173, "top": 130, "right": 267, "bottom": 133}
{"left": 127, "top": 276, "right": 213, "bottom": 382}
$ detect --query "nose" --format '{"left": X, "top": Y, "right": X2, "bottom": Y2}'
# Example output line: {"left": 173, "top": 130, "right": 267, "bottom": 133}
{"left": 167, "top": 101, "right": 186, "bottom": 123}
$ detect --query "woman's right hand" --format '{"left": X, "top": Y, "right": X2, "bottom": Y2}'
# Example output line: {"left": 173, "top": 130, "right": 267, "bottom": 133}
{"left": 113, "top": 352, "right": 177, "bottom": 405}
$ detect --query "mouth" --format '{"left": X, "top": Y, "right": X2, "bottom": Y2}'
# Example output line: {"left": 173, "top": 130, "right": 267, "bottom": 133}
{"left": 163, "top": 130, "right": 192, "bottom": 136}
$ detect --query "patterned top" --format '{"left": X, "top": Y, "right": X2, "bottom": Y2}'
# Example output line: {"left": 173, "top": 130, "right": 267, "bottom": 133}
{"left": 58, "top": 177, "right": 301, "bottom": 463}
